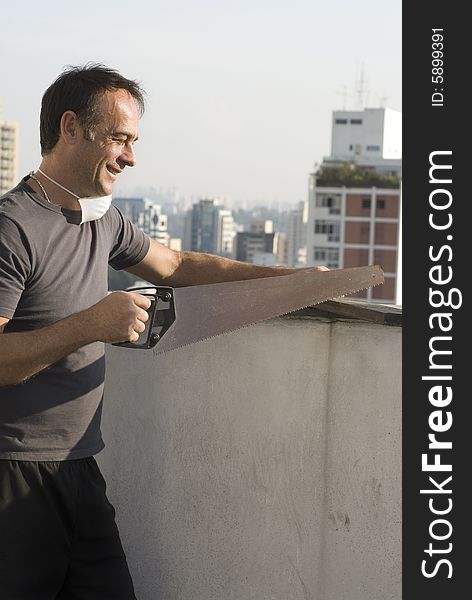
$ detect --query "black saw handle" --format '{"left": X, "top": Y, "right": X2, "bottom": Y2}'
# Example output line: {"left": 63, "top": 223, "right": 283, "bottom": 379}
{"left": 112, "top": 286, "right": 176, "bottom": 349}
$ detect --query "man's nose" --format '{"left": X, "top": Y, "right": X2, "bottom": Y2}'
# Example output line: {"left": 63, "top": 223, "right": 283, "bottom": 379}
{"left": 120, "top": 142, "right": 136, "bottom": 167}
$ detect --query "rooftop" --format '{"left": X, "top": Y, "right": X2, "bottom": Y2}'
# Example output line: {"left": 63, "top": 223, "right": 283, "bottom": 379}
{"left": 313, "top": 162, "right": 401, "bottom": 189}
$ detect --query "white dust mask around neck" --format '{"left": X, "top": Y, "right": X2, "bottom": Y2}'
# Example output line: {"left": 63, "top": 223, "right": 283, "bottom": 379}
{"left": 37, "top": 169, "right": 112, "bottom": 225}
{"left": 76, "top": 195, "right": 112, "bottom": 224}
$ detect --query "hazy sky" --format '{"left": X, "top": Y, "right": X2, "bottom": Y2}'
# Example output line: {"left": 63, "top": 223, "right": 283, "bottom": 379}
{"left": 1, "top": 0, "right": 401, "bottom": 206}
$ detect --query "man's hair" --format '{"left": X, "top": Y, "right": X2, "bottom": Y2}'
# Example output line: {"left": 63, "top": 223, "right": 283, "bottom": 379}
{"left": 40, "top": 63, "right": 146, "bottom": 155}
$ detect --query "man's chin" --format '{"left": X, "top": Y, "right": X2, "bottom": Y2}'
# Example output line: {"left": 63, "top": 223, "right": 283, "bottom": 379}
{"left": 95, "top": 182, "right": 113, "bottom": 198}
{"left": 101, "top": 187, "right": 113, "bottom": 198}
{"left": 100, "top": 169, "right": 118, "bottom": 196}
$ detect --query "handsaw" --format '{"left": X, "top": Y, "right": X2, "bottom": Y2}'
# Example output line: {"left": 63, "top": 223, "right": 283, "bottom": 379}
{"left": 113, "top": 265, "right": 383, "bottom": 353}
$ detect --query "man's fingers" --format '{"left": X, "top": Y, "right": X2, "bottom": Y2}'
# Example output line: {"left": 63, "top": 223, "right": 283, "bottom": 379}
{"left": 128, "top": 292, "right": 152, "bottom": 310}
{"left": 133, "top": 320, "right": 146, "bottom": 334}
{"left": 129, "top": 330, "right": 140, "bottom": 342}
{"left": 136, "top": 308, "right": 149, "bottom": 323}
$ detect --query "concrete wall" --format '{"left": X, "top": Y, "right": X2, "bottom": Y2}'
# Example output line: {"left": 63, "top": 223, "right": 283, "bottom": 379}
{"left": 99, "top": 314, "right": 401, "bottom": 600}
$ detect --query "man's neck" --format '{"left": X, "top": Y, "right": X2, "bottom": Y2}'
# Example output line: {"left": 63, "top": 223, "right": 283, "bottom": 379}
{"left": 29, "top": 160, "right": 81, "bottom": 211}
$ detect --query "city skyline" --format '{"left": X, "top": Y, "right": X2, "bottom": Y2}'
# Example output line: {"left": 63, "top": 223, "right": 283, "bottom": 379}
{"left": 1, "top": 0, "right": 401, "bottom": 206}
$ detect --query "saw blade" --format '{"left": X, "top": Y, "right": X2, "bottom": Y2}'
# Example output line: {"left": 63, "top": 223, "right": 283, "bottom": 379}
{"left": 152, "top": 265, "right": 383, "bottom": 355}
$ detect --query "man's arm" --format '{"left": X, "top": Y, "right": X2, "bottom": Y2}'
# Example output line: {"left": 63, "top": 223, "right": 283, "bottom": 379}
{"left": 125, "top": 239, "right": 327, "bottom": 287}
{"left": 0, "top": 292, "right": 150, "bottom": 387}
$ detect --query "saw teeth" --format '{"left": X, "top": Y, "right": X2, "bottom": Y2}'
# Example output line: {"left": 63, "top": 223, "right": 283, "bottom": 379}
{"left": 153, "top": 276, "right": 384, "bottom": 355}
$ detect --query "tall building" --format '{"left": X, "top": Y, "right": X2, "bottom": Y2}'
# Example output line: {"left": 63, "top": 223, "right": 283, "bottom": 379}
{"left": 183, "top": 209, "right": 193, "bottom": 251}
{"left": 183, "top": 199, "right": 237, "bottom": 256}
{"left": 216, "top": 209, "right": 235, "bottom": 257}
{"left": 188, "top": 198, "right": 219, "bottom": 254}
{"left": 234, "top": 221, "right": 275, "bottom": 264}
{"left": 0, "top": 100, "right": 18, "bottom": 195}
{"left": 305, "top": 107, "right": 402, "bottom": 303}
{"left": 112, "top": 196, "right": 174, "bottom": 248}
{"left": 146, "top": 204, "right": 171, "bottom": 246}
{"left": 274, "top": 232, "right": 288, "bottom": 266}
{"left": 286, "top": 201, "right": 306, "bottom": 267}
{"left": 250, "top": 220, "right": 273, "bottom": 234}
{"left": 112, "top": 197, "right": 146, "bottom": 222}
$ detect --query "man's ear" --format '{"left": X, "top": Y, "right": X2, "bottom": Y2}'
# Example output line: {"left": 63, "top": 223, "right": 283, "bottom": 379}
{"left": 60, "top": 111, "right": 79, "bottom": 145}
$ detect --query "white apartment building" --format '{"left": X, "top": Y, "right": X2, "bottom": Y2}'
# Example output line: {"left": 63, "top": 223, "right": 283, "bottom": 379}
{"left": 329, "top": 107, "right": 401, "bottom": 176}
{"left": 216, "top": 209, "right": 236, "bottom": 257}
{"left": 286, "top": 201, "right": 306, "bottom": 267}
{"left": 0, "top": 101, "right": 18, "bottom": 195}
{"left": 274, "top": 232, "right": 288, "bottom": 266}
{"left": 112, "top": 197, "right": 175, "bottom": 248}
{"left": 147, "top": 204, "right": 171, "bottom": 246}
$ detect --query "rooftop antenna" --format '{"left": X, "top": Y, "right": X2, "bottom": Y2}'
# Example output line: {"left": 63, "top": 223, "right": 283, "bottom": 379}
{"left": 355, "top": 63, "right": 369, "bottom": 109}
{"left": 336, "top": 85, "right": 348, "bottom": 110}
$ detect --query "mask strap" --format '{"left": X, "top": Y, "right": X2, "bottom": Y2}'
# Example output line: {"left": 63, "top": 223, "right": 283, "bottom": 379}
{"left": 37, "top": 169, "right": 80, "bottom": 199}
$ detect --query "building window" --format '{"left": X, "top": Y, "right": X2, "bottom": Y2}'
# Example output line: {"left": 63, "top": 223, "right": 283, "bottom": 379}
{"left": 335, "top": 118, "right": 348, "bottom": 124}
{"left": 376, "top": 199, "right": 385, "bottom": 210}
{"left": 349, "top": 144, "right": 353, "bottom": 150}
{"left": 314, "top": 247, "right": 339, "bottom": 268}
{"left": 314, "top": 247, "right": 339, "bottom": 261}
{"left": 350, "top": 119, "right": 363, "bottom": 124}
{"left": 362, "top": 199, "right": 371, "bottom": 209}
{"left": 366, "top": 145, "right": 380, "bottom": 151}
{"left": 314, "top": 220, "right": 340, "bottom": 242}
{"left": 315, "top": 193, "right": 341, "bottom": 214}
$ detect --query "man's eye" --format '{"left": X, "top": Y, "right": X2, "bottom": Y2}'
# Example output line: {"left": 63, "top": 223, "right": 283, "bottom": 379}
{"left": 113, "top": 138, "right": 126, "bottom": 144}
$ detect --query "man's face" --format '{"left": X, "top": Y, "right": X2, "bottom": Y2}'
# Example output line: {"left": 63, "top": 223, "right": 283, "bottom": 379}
{"left": 74, "top": 89, "right": 140, "bottom": 197}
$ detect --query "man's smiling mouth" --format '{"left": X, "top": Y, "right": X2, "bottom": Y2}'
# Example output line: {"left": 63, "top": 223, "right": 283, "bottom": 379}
{"left": 106, "top": 165, "right": 122, "bottom": 176}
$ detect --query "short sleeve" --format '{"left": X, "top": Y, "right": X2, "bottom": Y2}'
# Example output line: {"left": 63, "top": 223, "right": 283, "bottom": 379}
{"left": 0, "top": 216, "right": 31, "bottom": 318}
{"left": 107, "top": 205, "right": 151, "bottom": 271}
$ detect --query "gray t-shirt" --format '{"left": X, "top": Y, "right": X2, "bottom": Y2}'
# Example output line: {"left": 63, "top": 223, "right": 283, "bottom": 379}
{"left": 0, "top": 176, "right": 150, "bottom": 460}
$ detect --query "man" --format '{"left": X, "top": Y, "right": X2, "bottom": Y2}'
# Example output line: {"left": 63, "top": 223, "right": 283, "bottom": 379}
{"left": 0, "top": 64, "right": 326, "bottom": 599}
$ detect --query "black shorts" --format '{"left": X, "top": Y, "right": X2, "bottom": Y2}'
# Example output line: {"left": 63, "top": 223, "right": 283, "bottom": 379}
{"left": 0, "top": 457, "right": 136, "bottom": 600}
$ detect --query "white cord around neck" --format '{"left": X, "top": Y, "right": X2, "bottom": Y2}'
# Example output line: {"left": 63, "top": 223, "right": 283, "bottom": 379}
{"left": 37, "top": 168, "right": 80, "bottom": 199}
